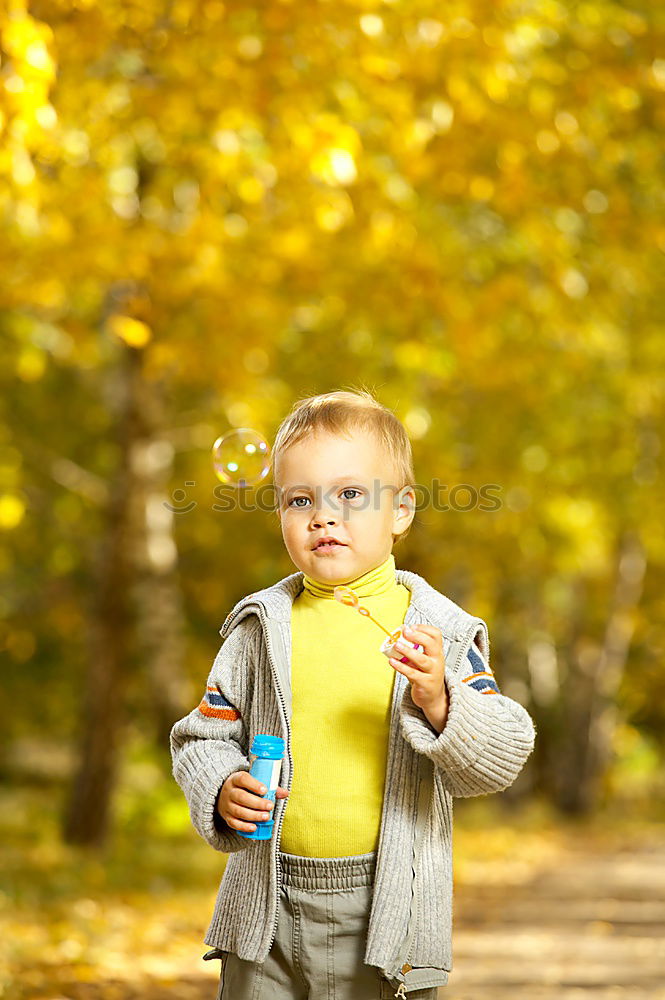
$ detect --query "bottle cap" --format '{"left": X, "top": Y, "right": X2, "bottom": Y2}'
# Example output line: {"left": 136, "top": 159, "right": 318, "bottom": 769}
{"left": 250, "top": 734, "right": 285, "bottom": 758}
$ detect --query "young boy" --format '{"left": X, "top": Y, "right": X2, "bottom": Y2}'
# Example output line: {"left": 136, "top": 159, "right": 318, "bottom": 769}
{"left": 170, "top": 389, "right": 536, "bottom": 1000}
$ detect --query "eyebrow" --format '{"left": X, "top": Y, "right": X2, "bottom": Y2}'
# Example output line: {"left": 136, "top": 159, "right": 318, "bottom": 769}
{"left": 281, "top": 476, "right": 367, "bottom": 490}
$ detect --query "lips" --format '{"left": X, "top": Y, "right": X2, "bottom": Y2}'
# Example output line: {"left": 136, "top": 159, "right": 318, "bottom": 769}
{"left": 313, "top": 537, "right": 346, "bottom": 551}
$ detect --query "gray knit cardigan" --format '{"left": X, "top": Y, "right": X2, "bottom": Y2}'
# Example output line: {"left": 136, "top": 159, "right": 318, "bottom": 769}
{"left": 170, "top": 567, "right": 536, "bottom": 994}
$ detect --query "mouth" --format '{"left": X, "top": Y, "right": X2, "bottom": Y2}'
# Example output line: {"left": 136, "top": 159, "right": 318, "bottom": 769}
{"left": 312, "top": 539, "right": 347, "bottom": 553}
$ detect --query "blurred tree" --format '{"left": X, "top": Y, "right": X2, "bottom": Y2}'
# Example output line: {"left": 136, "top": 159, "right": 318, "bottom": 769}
{"left": 1, "top": 0, "right": 663, "bottom": 843}
{"left": 63, "top": 338, "right": 139, "bottom": 845}
{"left": 555, "top": 530, "right": 646, "bottom": 814}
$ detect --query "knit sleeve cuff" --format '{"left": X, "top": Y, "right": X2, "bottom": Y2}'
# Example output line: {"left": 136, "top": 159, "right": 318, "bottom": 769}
{"left": 400, "top": 671, "right": 536, "bottom": 796}
{"left": 400, "top": 673, "right": 494, "bottom": 770}
{"left": 187, "top": 757, "right": 252, "bottom": 854}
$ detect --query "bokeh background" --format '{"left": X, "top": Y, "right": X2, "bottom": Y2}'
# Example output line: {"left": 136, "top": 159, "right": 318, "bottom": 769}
{"left": 1, "top": 1, "right": 664, "bottom": 998}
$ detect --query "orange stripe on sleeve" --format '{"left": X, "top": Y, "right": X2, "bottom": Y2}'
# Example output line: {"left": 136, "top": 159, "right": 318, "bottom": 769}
{"left": 197, "top": 700, "right": 241, "bottom": 720}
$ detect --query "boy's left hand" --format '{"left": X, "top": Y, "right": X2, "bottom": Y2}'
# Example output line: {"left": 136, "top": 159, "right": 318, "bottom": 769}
{"left": 389, "top": 624, "right": 449, "bottom": 734}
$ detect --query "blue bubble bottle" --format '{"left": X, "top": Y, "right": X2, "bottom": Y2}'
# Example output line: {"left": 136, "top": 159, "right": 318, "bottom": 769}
{"left": 238, "top": 734, "right": 286, "bottom": 841}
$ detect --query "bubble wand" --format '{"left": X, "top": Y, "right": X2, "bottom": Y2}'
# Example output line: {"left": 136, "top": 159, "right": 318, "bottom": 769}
{"left": 333, "top": 586, "right": 423, "bottom": 663}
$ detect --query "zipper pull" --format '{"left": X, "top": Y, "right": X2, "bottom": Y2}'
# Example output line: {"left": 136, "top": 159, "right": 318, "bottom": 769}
{"left": 391, "top": 961, "right": 412, "bottom": 997}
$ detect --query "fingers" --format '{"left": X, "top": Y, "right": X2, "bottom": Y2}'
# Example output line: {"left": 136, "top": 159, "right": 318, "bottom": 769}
{"left": 403, "top": 624, "right": 443, "bottom": 652}
{"left": 388, "top": 656, "right": 418, "bottom": 681}
{"left": 235, "top": 770, "right": 267, "bottom": 796}
{"left": 407, "top": 624, "right": 442, "bottom": 639}
{"left": 405, "top": 624, "right": 442, "bottom": 640}
{"left": 397, "top": 632, "right": 428, "bottom": 658}
{"left": 394, "top": 637, "right": 429, "bottom": 669}
{"left": 225, "top": 792, "right": 273, "bottom": 832}
{"left": 220, "top": 771, "right": 289, "bottom": 833}
{"left": 217, "top": 799, "right": 258, "bottom": 834}
{"left": 395, "top": 624, "right": 446, "bottom": 667}
{"left": 236, "top": 772, "right": 289, "bottom": 799}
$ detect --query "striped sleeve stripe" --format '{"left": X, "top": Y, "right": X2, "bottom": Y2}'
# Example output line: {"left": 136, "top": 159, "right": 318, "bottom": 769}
{"left": 197, "top": 687, "right": 241, "bottom": 721}
{"left": 460, "top": 643, "right": 502, "bottom": 695}
{"left": 466, "top": 644, "right": 486, "bottom": 673}
{"left": 468, "top": 677, "right": 501, "bottom": 695}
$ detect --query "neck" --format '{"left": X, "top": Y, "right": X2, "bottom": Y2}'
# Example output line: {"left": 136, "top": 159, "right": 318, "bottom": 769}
{"left": 302, "top": 554, "right": 397, "bottom": 599}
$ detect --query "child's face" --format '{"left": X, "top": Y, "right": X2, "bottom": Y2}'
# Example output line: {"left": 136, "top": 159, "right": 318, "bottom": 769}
{"left": 274, "top": 428, "right": 415, "bottom": 585}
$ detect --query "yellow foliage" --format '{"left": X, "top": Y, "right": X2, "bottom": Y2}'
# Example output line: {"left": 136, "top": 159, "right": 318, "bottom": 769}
{"left": 107, "top": 315, "right": 152, "bottom": 348}
{"left": 0, "top": 493, "right": 26, "bottom": 529}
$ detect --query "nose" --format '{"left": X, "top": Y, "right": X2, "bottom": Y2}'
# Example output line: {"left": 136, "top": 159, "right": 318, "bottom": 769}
{"left": 309, "top": 499, "right": 339, "bottom": 529}
{"left": 311, "top": 512, "right": 337, "bottom": 528}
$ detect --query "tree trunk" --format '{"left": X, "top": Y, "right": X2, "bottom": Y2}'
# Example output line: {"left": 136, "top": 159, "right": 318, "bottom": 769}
{"left": 63, "top": 345, "right": 141, "bottom": 846}
{"left": 555, "top": 530, "right": 646, "bottom": 815}
{"left": 525, "top": 623, "right": 561, "bottom": 799}
{"left": 584, "top": 530, "right": 646, "bottom": 804}
{"left": 130, "top": 373, "right": 189, "bottom": 748}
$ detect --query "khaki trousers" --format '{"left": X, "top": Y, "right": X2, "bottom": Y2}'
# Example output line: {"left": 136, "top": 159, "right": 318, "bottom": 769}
{"left": 211, "top": 851, "right": 440, "bottom": 1000}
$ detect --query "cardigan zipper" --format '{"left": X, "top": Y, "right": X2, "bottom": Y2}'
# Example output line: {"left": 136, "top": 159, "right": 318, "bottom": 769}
{"left": 383, "top": 618, "right": 470, "bottom": 994}
{"left": 222, "top": 600, "right": 292, "bottom": 958}
{"left": 221, "top": 595, "right": 469, "bottom": 987}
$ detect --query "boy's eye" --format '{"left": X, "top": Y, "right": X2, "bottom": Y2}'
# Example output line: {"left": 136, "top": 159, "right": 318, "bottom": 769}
{"left": 288, "top": 496, "right": 311, "bottom": 508}
{"left": 288, "top": 486, "right": 362, "bottom": 510}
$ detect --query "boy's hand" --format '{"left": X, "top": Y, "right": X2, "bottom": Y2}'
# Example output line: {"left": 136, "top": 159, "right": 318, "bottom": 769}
{"left": 216, "top": 770, "right": 290, "bottom": 834}
{"left": 389, "top": 624, "right": 450, "bottom": 734}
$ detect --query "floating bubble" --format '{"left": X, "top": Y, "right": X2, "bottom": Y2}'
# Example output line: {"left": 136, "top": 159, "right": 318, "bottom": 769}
{"left": 212, "top": 428, "right": 271, "bottom": 487}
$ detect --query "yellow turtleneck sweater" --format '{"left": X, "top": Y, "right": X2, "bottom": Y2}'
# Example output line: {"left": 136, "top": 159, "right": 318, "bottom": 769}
{"left": 279, "top": 554, "right": 411, "bottom": 858}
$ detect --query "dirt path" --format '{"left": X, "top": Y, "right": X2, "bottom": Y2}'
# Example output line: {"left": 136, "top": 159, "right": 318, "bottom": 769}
{"left": 447, "top": 834, "right": 665, "bottom": 1000}
{"left": 11, "top": 828, "right": 665, "bottom": 999}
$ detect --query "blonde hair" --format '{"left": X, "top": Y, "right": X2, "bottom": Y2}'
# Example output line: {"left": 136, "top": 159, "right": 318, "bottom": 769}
{"left": 271, "top": 387, "right": 416, "bottom": 545}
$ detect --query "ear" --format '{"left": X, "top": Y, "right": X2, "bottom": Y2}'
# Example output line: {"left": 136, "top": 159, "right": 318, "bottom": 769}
{"left": 392, "top": 485, "right": 416, "bottom": 539}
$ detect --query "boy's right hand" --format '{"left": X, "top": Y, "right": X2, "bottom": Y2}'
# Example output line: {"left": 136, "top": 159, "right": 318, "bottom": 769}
{"left": 216, "top": 770, "right": 290, "bottom": 833}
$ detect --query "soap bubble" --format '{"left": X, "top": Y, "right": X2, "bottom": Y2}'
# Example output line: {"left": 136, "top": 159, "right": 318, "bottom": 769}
{"left": 212, "top": 428, "right": 271, "bottom": 487}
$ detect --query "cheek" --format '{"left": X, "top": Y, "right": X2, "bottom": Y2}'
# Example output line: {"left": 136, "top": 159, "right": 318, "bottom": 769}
{"left": 281, "top": 513, "right": 305, "bottom": 542}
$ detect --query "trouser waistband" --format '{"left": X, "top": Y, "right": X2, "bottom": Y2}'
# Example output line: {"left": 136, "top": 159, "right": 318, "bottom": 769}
{"left": 279, "top": 851, "right": 377, "bottom": 890}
